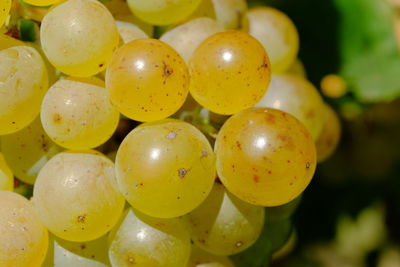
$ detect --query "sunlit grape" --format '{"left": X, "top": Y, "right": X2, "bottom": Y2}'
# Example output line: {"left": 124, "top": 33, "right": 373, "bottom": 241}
{"left": 187, "top": 245, "right": 235, "bottom": 267}
{"left": 23, "top": 0, "right": 62, "bottom": 6}
{"left": 215, "top": 108, "right": 317, "bottom": 206}
{"left": 109, "top": 208, "right": 191, "bottom": 267}
{"left": 0, "top": 0, "right": 11, "bottom": 27}
{"left": 106, "top": 39, "right": 190, "bottom": 122}
{"left": 116, "top": 119, "right": 216, "bottom": 218}
{"left": 0, "top": 46, "right": 48, "bottom": 135}
{"left": 255, "top": 74, "right": 325, "bottom": 140}
{"left": 40, "top": 78, "right": 120, "bottom": 150}
{"left": 245, "top": 7, "right": 299, "bottom": 73}
{"left": 33, "top": 152, "right": 125, "bottom": 242}
{"left": 0, "top": 191, "right": 48, "bottom": 267}
{"left": 0, "top": 153, "right": 13, "bottom": 191}
{"left": 116, "top": 20, "right": 148, "bottom": 44}
{"left": 190, "top": 31, "right": 271, "bottom": 115}
{"left": 40, "top": 0, "right": 119, "bottom": 77}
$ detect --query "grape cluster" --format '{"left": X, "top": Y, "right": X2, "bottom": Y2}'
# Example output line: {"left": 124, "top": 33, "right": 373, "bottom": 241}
{"left": 0, "top": 0, "right": 342, "bottom": 266}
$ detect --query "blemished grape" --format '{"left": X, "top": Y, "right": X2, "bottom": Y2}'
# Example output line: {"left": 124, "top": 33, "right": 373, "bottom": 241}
{"left": 0, "top": 46, "right": 48, "bottom": 135}
{"left": 189, "top": 31, "right": 271, "bottom": 115}
{"left": 215, "top": 108, "right": 317, "bottom": 207}
{"left": 40, "top": 78, "right": 120, "bottom": 150}
{"left": 187, "top": 245, "right": 235, "bottom": 267}
{"left": 245, "top": 7, "right": 299, "bottom": 73}
{"left": 0, "top": 191, "right": 49, "bottom": 267}
{"left": 115, "top": 119, "right": 216, "bottom": 218}
{"left": 187, "top": 182, "right": 265, "bottom": 255}
{"left": 106, "top": 39, "right": 190, "bottom": 122}
{"left": 127, "top": 0, "right": 201, "bottom": 26}
{"left": 108, "top": 208, "right": 191, "bottom": 267}
{"left": 40, "top": 0, "right": 119, "bottom": 77}
{"left": 0, "top": 0, "right": 11, "bottom": 27}
{"left": 255, "top": 74, "right": 325, "bottom": 140}
{"left": 1, "top": 118, "right": 62, "bottom": 185}
{"left": 316, "top": 104, "right": 342, "bottom": 162}
{"left": 0, "top": 153, "right": 13, "bottom": 191}
{"left": 160, "top": 17, "right": 223, "bottom": 63}
{"left": 32, "top": 152, "right": 125, "bottom": 242}
{"left": 116, "top": 21, "right": 148, "bottom": 44}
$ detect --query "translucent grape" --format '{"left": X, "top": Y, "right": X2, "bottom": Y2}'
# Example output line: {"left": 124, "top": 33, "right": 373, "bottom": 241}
{"left": 115, "top": 119, "right": 216, "bottom": 218}
{"left": 116, "top": 21, "right": 148, "bottom": 44}
{"left": 255, "top": 74, "right": 325, "bottom": 140}
{"left": 189, "top": 30, "right": 271, "bottom": 115}
{"left": 160, "top": 17, "right": 223, "bottom": 63}
{"left": 316, "top": 104, "right": 341, "bottom": 162}
{"left": 0, "top": 46, "right": 48, "bottom": 135}
{"left": 0, "top": 153, "right": 13, "bottom": 191}
{"left": 187, "top": 245, "right": 235, "bottom": 267}
{"left": 40, "top": 78, "right": 120, "bottom": 150}
{"left": 1, "top": 118, "right": 62, "bottom": 185}
{"left": 108, "top": 208, "right": 191, "bottom": 267}
{"left": 286, "top": 59, "right": 307, "bottom": 78}
{"left": 23, "top": 0, "right": 62, "bottom": 6}
{"left": 0, "top": 0, "right": 11, "bottom": 27}
{"left": 106, "top": 39, "right": 190, "bottom": 122}
{"left": 0, "top": 191, "right": 48, "bottom": 267}
{"left": 246, "top": 7, "right": 299, "bottom": 73}
{"left": 127, "top": 0, "right": 201, "bottom": 25}
{"left": 187, "top": 182, "right": 265, "bottom": 255}
{"left": 32, "top": 152, "right": 125, "bottom": 242}
{"left": 40, "top": 0, "right": 119, "bottom": 77}
{"left": 215, "top": 108, "right": 317, "bottom": 207}
{"left": 211, "top": 0, "right": 248, "bottom": 30}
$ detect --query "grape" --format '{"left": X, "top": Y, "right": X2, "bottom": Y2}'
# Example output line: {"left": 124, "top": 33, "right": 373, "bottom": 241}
{"left": 245, "top": 7, "right": 299, "bottom": 73}
{"left": 187, "top": 182, "right": 264, "bottom": 255}
{"left": 215, "top": 108, "right": 317, "bottom": 207}
{"left": 0, "top": 0, "right": 11, "bottom": 27}
{"left": 187, "top": 245, "right": 235, "bottom": 267}
{"left": 1, "top": 118, "right": 62, "bottom": 185}
{"left": 189, "top": 31, "right": 271, "bottom": 115}
{"left": 316, "top": 104, "right": 341, "bottom": 162}
{"left": 32, "top": 151, "right": 125, "bottom": 242}
{"left": 106, "top": 39, "right": 190, "bottom": 122}
{"left": 255, "top": 74, "right": 325, "bottom": 140}
{"left": 23, "top": 0, "right": 62, "bottom": 6}
{"left": 40, "top": 78, "right": 120, "bottom": 150}
{"left": 0, "top": 34, "right": 25, "bottom": 50}
{"left": 265, "top": 195, "right": 302, "bottom": 222}
{"left": 0, "top": 191, "right": 48, "bottom": 267}
{"left": 40, "top": 0, "right": 119, "bottom": 77}
{"left": 160, "top": 17, "right": 223, "bottom": 63}
{"left": 108, "top": 208, "right": 191, "bottom": 267}
{"left": 320, "top": 74, "right": 347, "bottom": 98}
{"left": 0, "top": 46, "right": 48, "bottom": 135}
{"left": 0, "top": 153, "right": 13, "bottom": 191}
{"left": 286, "top": 59, "right": 307, "bottom": 78}
{"left": 211, "top": 0, "right": 248, "bottom": 30}
{"left": 116, "top": 21, "right": 148, "bottom": 44}
{"left": 115, "top": 119, "right": 216, "bottom": 218}
{"left": 127, "top": 0, "right": 201, "bottom": 26}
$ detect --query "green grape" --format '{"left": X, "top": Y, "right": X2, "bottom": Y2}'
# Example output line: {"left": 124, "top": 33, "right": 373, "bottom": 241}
{"left": 0, "top": 0, "right": 11, "bottom": 27}
{"left": 160, "top": 17, "right": 223, "bottom": 63}
{"left": 115, "top": 119, "right": 216, "bottom": 218}
{"left": 0, "top": 153, "right": 13, "bottom": 191}
{"left": 106, "top": 39, "right": 190, "bottom": 122}
{"left": 187, "top": 182, "right": 265, "bottom": 255}
{"left": 108, "top": 208, "right": 191, "bottom": 267}
{"left": 0, "top": 191, "right": 48, "bottom": 267}
{"left": 265, "top": 195, "right": 302, "bottom": 222}
{"left": 116, "top": 21, "right": 148, "bottom": 44}
{"left": 286, "top": 59, "right": 307, "bottom": 78}
{"left": 245, "top": 7, "right": 299, "bottom": 73}
{"left": 24, "top": 0, "right": 63, "bottom": 6}
{"left": 189, "top": 30, "right": 271, "bottom": 115}
{"left": 1, "top": 118, "right": 62, "bottom": 185}
{"left": 187, "top": 245, "right": 235, "bottom": 267}
{"left": 40, "top": 0, "right": 119, "bottom": 77}
{"left": 215, "top": 108, "right": 317, "bottom": 207}
{"left": 255, "top": 74, "right": 325, "bottom": 140}
{"left": 32, "top": 151, "right": 125, "bottom": 242}
{"left": 127, "top": 0, "right": 202, "bottom": 26}
{"left": 0, "top": 46, "right": 48, "bottom": 135}
{"left": 316, "top": 104, "right": 341, "bottom": 162}
{"left": 40, "top": 78, "right": 120, "bottom": 150}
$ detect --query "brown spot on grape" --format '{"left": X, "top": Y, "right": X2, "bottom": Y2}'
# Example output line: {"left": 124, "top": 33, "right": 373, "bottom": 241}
{"left": 178, "top": 168, "right": 190, "bottom": 178}
{"left": 253, "top": 175, "right": 260, "bottom": 183}
{"left": 235, "top": 241, "right": 243, "bottom": 248}
{"left": 77, "top": 215, "right": 86, "bottom": 223}
{"left": 265, "top": 113, "right": 275, "bottom": 124}
{"left": 127, "top": 256, "right": 136, "bottom": 264}
{"left": 166, "top": 131, "right": 177, "bottom": 139}
{"left": 80, "top": 244, "right": 86, "bottom": 250}
{"left": 267, "top": 170, "right": 272, "bottom": 174}
{"left": 163, "top": 61, "right": 173, "bottom": 77}
{"left": 53, "top": 113, "right": 62, "bottom": 123}
{"left": 306, "top": 162, "right": 311, "bottom": 169}
{"left": 236, "top": 141, "right": 242, "bottom": 150}
{"left": 201, "top": 148, "right": 208, "bottom": 158}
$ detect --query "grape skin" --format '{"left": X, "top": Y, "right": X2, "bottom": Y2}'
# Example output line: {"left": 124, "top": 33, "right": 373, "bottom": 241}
{"left": 0, "top": 153, "right": 13, "bottom": 191}
{"left": 0, "top": 0, "right": 11, "bottom": 27}
{"left": 187, "top": 245, "right": 235, "bottom": 267}
{"left": 23, "top": 0, "right": 62, "bottom": 6}
{"left": 116, "top": 20, "right": 148, "bottom": 44}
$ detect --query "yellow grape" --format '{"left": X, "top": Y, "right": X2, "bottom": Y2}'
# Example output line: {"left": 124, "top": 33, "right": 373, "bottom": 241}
{"left": 106, "top": 39, "right": 190, "bottom": 122}
{"left": 0, "top": 153, "right": 13, "bottom": 191}
{"left": 0, "top": 0, "right": 11, "bottom": 27}
{"left": 246, "top": 7, "right": 299, "bottom": 73}
{"left": 109, "top": 208, "right": 191, "bottom": 267}
{"left": 215, "top": 108, "right": 317, "bottom": 207}
{"left": 211, "top": 0, "right": 248, "bottom": 30}
{"left": 0, "top": 46, "right": 48, "bottom": 135}
{"left": 24, "top": 0, "right": 63, "bottom": 6}
{"left": 116, "top": 119, "right": 216, "bottom": 218}
{"left": 116, "top": 20, "right": 148, "bottom": 44}
{"left": 187, "top": 245, "right": 235, "bottom": 267}
{"left": 189, "top": 30, "right": 271, "bottom": 115}
{"left": 255, "top": 74, "right": 325, "bottom": 140}
{"left": 320, "top": 74, "right": 348, "bottom": 98}
{"left": 0, "top": 34, "right": 25, "bottom": 50}
{"left": 186, "top": 182, "right": 265, "bottom": 255}
{"left": 40, "top": 0, "right": 119, "bottom": 77}
{"left": 160, "top": 17, "right": 223, "bottom": 63}
{"left": 316, "top": 104, "right": 341, "bottom": 162}
{"left": 32, "top": 152, "right": 125, "bottom": 242}
{"left": 0, "top": 191, "right": 48, "bottom": 267}
{"left": 1, "top": 118, "right": 62, "bottom": 185}
{"left": 286, "top": 58, "right": 307, "bottom": 78}
{"left": 127, "top": 0, "right": 201, "bottom": 26}
{"left": 40, "top": 78, "right": 120, "bottom": 150}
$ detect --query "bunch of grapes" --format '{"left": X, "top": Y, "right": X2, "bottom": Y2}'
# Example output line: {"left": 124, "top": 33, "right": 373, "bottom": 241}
{"left": 0, "top": 0, "right": 342, "bottom": 266}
